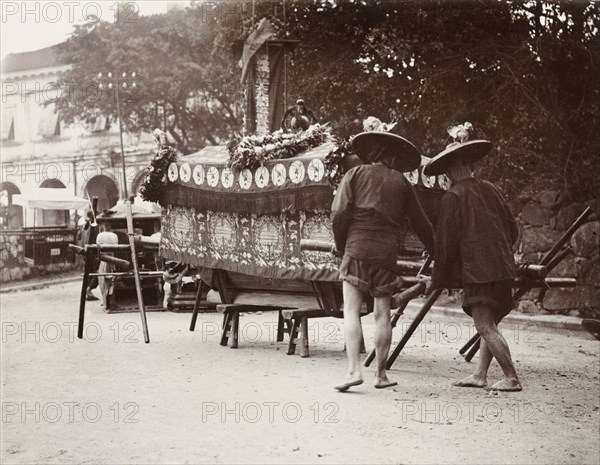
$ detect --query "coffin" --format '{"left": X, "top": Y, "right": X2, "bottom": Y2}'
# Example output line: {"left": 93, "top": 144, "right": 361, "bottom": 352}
{"left": 159, "top": 141, "right": 446, "bottom": 288}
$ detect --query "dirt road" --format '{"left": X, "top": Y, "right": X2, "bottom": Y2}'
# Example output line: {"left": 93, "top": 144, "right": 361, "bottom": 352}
{"left": 1, "top": 282, "right": 599, "bottom": 464}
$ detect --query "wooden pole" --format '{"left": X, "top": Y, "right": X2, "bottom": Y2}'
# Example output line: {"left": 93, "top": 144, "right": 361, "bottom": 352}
{"left": 77, "top": 196, "right": 98, "bottom": 339}
{"left": 114, "top": 74, "right": 129, "bottom": 200}
{"left": 385, "top": 288, "right": 443, "bottom": 370}
{"left": 126, "top": 201, "right": 150, "bottom": 343}
{"left": 364, "top": 255, "right": 432, "bottom": 367}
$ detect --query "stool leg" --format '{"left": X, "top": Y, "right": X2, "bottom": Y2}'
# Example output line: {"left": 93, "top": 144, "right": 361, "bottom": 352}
{"left": 220, "top": 313, "right": 232, "bottom": 346}
{"left": 189, "top": 280, "right": 205, "bottom": 331}
{"left": 287, "top": 318, "right": 300, "bottom": 355}
{"left": 285, "top": 319, "right": 292, "bottom": 336}
{"left": 231, "top": 311, "right": 240, "bottom": 349}
{"left": 276, "top": 310, "right": 285, "bottom": 342}
{"left": 77, "top": 251, "right": 92, "bottom": 339}
{"left": 300, "top": 317, "right": 309, "bottom": 358}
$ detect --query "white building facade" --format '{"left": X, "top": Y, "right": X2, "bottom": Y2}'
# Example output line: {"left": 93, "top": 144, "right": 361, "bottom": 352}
{"left": 1, "top": 43, "right": 157, "bottom": 229}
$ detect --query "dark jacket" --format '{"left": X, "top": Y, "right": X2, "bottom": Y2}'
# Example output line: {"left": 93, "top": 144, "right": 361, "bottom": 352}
{"left": 331, "top": 164, "right": 435, "bottom": 269}
{"left": 432, "top": 177, "right": 519, "bottom": 288}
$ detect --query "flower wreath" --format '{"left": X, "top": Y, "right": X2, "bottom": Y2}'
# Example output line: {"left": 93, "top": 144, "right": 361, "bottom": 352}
{"left": 226, "top": 123, "right": 333, "bottom": 171}
{"left": 139, "top": 129, "right": 178, "bottom": 205}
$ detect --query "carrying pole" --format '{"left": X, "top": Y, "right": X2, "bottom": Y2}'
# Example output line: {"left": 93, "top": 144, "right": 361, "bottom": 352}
{"left": 126, "top": 198, "right": 150, "bottom": 343}
{"left": 364, "top": 255, "right": 433, "bottom": 367}
{"left": 113, "top": 71, "right": 149, "bottom": 342}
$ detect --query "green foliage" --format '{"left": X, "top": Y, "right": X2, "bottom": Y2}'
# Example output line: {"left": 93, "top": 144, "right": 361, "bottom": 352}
{"left": 57, "top": 0, "right": 599, "bottom": 202}
{"left": 280, "top": 0, "right": 599, "bottom": 202}
{"left": 139, "top": 145, "right": 178, "bottom": 205}
{"left": 55, "top": 8, "right": 241, "bottom": 153}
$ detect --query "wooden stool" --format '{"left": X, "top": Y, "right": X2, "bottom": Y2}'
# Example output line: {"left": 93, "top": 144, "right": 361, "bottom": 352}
{"left": 216, "top": 304, "right": 293, "bottom": 348}
{"left": 282, "top": 308, "right": 366, "bottom": 358}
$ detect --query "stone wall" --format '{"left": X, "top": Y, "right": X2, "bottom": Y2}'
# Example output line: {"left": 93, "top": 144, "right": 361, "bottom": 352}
{"left": 0, "top": 232, "right": 81, "bottom": 283}
{"left": 0, "top": 232, "right": 28, "bottom": 281}
{"left": 514, "top": 189, "right": 599, "bottom": 318}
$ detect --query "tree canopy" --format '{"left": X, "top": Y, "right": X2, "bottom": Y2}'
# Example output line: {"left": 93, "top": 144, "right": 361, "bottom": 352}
{"left": 56, "top": 0, "right": 599, "bottom": 201}
{"left": 56, "top": 7, "right": 241, "bottom": 152}
{"left": 282, "top": 0, "right": 599, "bottom": 200}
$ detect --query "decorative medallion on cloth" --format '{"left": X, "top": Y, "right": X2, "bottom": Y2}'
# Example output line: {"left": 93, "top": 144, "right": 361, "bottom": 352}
{"left": 159, "top": 142, "right": 340, "bottom": 281}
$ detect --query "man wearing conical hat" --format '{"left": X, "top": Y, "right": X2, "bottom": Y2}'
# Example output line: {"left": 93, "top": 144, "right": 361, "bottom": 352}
{"left": 424, "top": 123, "right": 522, "bottom": 392}
{"left": 331, "top": 117, "right": 435, "bottom": 392}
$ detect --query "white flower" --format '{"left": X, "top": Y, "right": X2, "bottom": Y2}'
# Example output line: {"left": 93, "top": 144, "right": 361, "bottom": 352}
{"left": 363, "top": 116, "right": 396, "bottom": 132}
{"left": 363, "top": 116, "right": 383, "bottom": 132}
{"left": 448, "top": 122, "right": 474, "bottom": 143}
{"left": 264, "top": 143, "right": 276, "bottom": 152}
{"left": 447, "top": 125, "right": 461, "bottom": 139}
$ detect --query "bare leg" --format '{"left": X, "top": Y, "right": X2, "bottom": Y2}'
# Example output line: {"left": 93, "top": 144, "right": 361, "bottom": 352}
{"left": 335, "top": 281, "right": 365, "bottom": 391}
{"left": 453, "top": 337, "right": 492, "bottom": 388}
{"left": 472, "top": 305, "right": 521, "bottom": 391}
{"left": 372, "top": 294, "right": 397, "bottom": 389}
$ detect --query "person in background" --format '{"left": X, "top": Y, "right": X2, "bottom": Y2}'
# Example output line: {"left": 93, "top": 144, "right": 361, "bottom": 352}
{"left": 79, "top": 210, "right": 99, "bottom": 301}
{"left": 281, "top": 98, "right": 317, "bottom": 131}
{"left": 423, "top": 123, "right": 521, "bottom": 391}
{"left": 331, "top": 117, "right": 434, "bottom": 392}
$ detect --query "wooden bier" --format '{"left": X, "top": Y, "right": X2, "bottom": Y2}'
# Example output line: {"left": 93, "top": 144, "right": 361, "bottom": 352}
{"left": 160, "top": 142, "right": 445, "bottom": 356}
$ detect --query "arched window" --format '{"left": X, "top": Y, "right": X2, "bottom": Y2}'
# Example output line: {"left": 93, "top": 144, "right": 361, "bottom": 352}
{"left": 84, "top": 175, "right": 119, "bottom": 212}
{"left": 39, "top": 179, "right": 67, "bottom": 226}
{"left": 0, "top": 182, "right": 23, "bottom": 230}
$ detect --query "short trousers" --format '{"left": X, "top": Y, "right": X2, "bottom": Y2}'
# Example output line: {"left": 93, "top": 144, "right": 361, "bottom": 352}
{"left": 462, "top": 280, "right": 514, "bottom": 319}
{"left": 339, "top": 255, "right": 400, "bottom": 297}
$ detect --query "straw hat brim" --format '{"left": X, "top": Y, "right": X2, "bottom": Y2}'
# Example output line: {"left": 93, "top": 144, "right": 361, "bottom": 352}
{"left": 351, "top": 132, "right": 421, "bottom": 172}
{"left": 423, "top": 140, "right": 493, "bottom": 176}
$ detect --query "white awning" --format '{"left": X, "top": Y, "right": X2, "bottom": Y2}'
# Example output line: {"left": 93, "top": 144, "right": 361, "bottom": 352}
{"left": 12, "top": 188, "right": 88, "bottom": 210}
{"left": 99, "top": 197, "right": 161, "bottom": 217}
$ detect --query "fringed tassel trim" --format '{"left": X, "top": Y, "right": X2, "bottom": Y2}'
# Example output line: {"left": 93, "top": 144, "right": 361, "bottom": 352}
{"left": 161, "top": 184, "right": 335, "bottom": 214}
